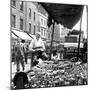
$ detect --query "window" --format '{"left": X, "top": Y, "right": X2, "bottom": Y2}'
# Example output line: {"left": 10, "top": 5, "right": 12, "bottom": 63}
{"left": 29, "top": 8, "right": 31, "bottom": 18}
{"left": 29, "top": 23, "right": 31, "bottom": 33}
{"left": 20, "top": 18, "right": 23, "bottom": 30}
{"left": 20, "top": 1, "right": 23, "bottom": 11}
{"left": 41, "top": 28, "right": 43, "bottom": 36}
{"left": 11, "top": 0, "right": 16, "bottom": 7}
{"left": 38, "top": 26, "right": 40, "bottom": 32}
{"left": 44, "top": 29, "right": 45, "bottom": 36}
{"left": 33, "top": 25, "right": 36, "bottom": 34}
{"left": 12, "top": 15, "right": 16, "bottom": 28}
{"left": 44, "top": 20, "right": 45, "bottom": 26}
{"left": 48, "top": 34, "right": 50, "bottom": 39}
{"left": 33, "top": 12, "right": 36, "bottom": 21}
{"left": 65, "top": 36, "right": 77, "bottom": 43}
{"left": 46, "top": 20, "right": 47, "bottom": 26}
{"left": 41, "top": 18, "right": 43, "bottom": 25}
{"left": 37, "top": 22, "right": 40, "bottom": 32}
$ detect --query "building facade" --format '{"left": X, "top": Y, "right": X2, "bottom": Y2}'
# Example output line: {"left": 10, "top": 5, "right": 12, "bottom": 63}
{"left": 11, "top": 0, "right": 26, "bottom": 31}
{"left": 47, "top": 27, "right": 52, "bottom": 41}
{"left": 25, "top": 2, "right": 38, "bottom": 35}
{"left": 11, "top": 1, "right": 50, "bottom": 42}
{"left": 59, "top": 24, "right": 72, "bottom": 43}
{"left": 47, "top": 22, "right": 60, "bottom": 46}
{"left": 37, "top": 3, "right": 48, "bottom": 41}
{"left": 53, "top": 23, "right": 60, "bottom": 43}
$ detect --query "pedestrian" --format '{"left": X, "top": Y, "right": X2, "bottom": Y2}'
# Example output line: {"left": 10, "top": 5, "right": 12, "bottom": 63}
{"left": 12, "top": 43, "right": 15, "bottom": 64}
{"left": 24, "top": 43, "right": 29, "bottom": 64}
{"left": 52, "top": 48, "right": 57, "bottom": 59}
{"left": 60, "top": 45, "right": 64, "bottom": 60}
{"left": 14, "top": 38, "right": 25, "bottom": 72}
{"left": 21, "top": 40, "right": 28, "bottom": 64}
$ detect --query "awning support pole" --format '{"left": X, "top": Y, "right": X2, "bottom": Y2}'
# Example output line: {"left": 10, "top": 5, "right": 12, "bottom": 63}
{"left": 77, "top": 12, "right": 83, "bottom": 61}
{"left": 49, "top": 20, "right": 55, "bottom": 60}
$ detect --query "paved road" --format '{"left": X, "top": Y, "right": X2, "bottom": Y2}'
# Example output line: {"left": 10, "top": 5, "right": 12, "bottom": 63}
{"left": 11, "top": 58, "right": 31, "bottom": 79}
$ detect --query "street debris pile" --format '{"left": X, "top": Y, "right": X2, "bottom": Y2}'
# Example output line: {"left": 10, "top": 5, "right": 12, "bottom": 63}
{"left": 27, "top": 60, "right": 87, "bottom": 88}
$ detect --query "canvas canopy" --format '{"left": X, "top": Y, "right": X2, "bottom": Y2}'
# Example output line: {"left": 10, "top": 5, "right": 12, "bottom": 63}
{"left": 39, "top": 2, "right": 84, "bottom": 29}
{"left": 11, "top": 32, "right": 17, "bottom": 39}
{"left": 12, "top": 29, "right": 33, "bottom": 41}
{"left": 39, "top": 3, "right": 84, "bottom": 60}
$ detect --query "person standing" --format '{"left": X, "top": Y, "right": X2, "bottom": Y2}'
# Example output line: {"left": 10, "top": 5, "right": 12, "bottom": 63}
{"left": 21, "top": 40, "right": 28, "bottom": 64}
{"left": 14, "top": 39, "right": 25, "bottom": 72}
{"left": 60, "top": 45, "right": 64, "bottom": 60}
{"left": 24, "top": 43, "right": 28, "bottom": 64}
{"left": 29, "top": 32, "right": 45, "bottom": 67}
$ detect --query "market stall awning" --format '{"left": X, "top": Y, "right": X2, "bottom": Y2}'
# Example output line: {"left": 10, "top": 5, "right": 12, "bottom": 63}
{"left": 29, "top": 34, "right": 36, "bottom": 39}
{"left": 39, "top": 3, "right": 84, "bottom": 29}
{"left": 11, "top": 32, "right": 17, "bottom": 39}
{"left": 11, "top": 29, "right": 33, "bottom": 40}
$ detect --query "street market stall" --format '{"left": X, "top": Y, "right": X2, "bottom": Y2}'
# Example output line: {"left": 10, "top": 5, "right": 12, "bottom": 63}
{"left": 11, "top": 29, "right": 33, "bottom": 62}
{"left": 39, "top": 3, "right": 84, "bottom": 60}
{"left": 11, "top": 2, "right": 88, "bottom": 89}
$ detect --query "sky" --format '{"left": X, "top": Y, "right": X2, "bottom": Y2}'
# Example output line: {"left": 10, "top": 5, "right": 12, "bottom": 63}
{"left": 73, "top": 5, "right": 87, "bottom": 38}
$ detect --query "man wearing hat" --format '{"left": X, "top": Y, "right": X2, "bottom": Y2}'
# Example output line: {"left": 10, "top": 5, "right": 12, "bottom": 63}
{"left": 29, "top": 32, "right": 45, "bottom": 67}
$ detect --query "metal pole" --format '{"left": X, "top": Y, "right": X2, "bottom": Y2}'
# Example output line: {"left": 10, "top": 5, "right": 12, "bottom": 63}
{"left": 49, "top": 20, "right": 55, "bottom": 60}
{"left": 77, "top": 10, "right": 83, "bottom": 61}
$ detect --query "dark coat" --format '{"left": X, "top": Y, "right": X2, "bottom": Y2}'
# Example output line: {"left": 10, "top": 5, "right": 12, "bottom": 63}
{"left": 14, "top": 44, "right": 23, "bottom": 61}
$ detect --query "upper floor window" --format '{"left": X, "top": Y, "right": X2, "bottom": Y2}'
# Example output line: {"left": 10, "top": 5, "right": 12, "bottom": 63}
{"left": 33, "top": 25, "right": 36, "bottom": 34}
{"left": 11, "top": 0, "right": 16, "bottom": 7}
{"left": 20, "top": 1, "right": 23, "bottom": 11}
{"left": 29, "top": 8, "right": 31, "bottom": 18}
{"left": 41, "top": 28, "right": 43, "bottom": 36}
{"left": 44, "top": 20, "right": 45, "bottom": 26}
{"left": 41, "top": 18, "right": 43, "bottom": 25}
{"left": 29, "top": 23, "right": 31, "bottom": 33}
{"left": 44, "top": 29, "right": 46, "bottom": 36}
{"left": 33, "top": 12, "right": 36, "bottom": 21}
{"left": 12, "top": 15, "right": 16, "bottom": 28}
{"left": 20, "top": 18, "right": 23, "bottom": 30}
{"left": 37, "top": 22, "right": 40, "bottom": 32}
{"left": 48, "top": 34, "right": 50, "bottom": 39}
